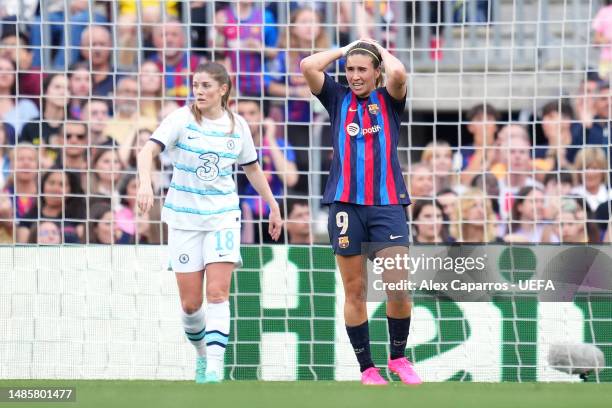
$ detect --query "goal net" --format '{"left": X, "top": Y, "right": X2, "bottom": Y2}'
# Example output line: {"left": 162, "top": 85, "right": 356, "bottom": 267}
{"left": 0, "top": 0, "right": 610, "bottom": 382}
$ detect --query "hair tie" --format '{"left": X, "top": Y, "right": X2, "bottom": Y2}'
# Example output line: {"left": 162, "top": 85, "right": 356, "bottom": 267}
{"left": 347, "top": 47, "right": 380, "bottom": 63}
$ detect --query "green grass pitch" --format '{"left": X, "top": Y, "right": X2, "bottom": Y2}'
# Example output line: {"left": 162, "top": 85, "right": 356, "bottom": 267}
{"left": 1, "top": 380, "right": 610, "bottom": 408}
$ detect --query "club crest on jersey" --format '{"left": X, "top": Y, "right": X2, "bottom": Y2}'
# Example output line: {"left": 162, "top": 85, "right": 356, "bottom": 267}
{"left": 338, "top": 236, "right": 349, "bottom": 249}
{"left": 346, "top": 123, "right": 360, "bottom": 137}
{"left": 227, "top": 140, "right": 235, "bottom": 150}
{"left": 368, "top": 103, "right": 379, "bottom": 115}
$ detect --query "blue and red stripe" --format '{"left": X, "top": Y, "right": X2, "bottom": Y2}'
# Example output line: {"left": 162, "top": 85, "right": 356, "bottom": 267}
{"left": 336, "top": 93, "right": 358, "bottom": 202}
{"left": 374, "top": 90, "right": 398, "bottom": 204}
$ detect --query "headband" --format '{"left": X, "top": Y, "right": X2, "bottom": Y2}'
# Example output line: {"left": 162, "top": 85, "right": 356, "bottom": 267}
{"left": 347, "top": 47, "right": 381, "bottom": 63}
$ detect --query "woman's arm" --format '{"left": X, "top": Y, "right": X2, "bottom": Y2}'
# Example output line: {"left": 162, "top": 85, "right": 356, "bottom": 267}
{"left": 136, "top": 140, "right": 162, "bottom": 215}
{"left": 362, "top": 39, "right": 407, "bottom": 101}
{"left": 299, "top": 41, "right": 358, "bottom": 95}
{"left": 242, "top": 162, "right": 283, "bottom": 241}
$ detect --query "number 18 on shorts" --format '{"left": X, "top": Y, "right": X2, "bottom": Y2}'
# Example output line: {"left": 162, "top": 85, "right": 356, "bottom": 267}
{"left": 168, "top": 227, "right": 242, "bottom": 272}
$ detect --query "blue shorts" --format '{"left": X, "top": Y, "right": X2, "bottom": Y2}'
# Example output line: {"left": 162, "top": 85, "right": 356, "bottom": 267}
{"left": 327, "top": 202, "right": 410, "bottom": 256}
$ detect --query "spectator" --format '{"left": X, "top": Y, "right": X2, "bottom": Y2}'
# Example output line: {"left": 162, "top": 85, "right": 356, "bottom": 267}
{"left": 407, "top": 162, "right": 434, "bottom": 199}
{"left": 0, "top": 123, "right": 11, "bottom": 189}
{"left": 79, "top": 25, "right": 116, "bottom": 98}
{"left": 535, "top": 101, "right": 576, "bottom": 171}
{"left": 104, "top": 76, "right": 156, "bottom": 146}
{"left": 67, "top": 61, "right": 91, "bottom": 119}
{"left": 494, "top": 124, "right": 541, "bottom": 220}
{"left": 214, "top": 1, "right": 278, "bottom": 97}
{"left": 351, "top": 1, "right": 399, "bottom": 49}
{"left": 573, "top": 72, "right": 600, "bottom": 131}
{"left": 460, "top": 103, "right": 498, "bottom": 185}
{"left": 118, "top": 128, "right": 163, "bottom": 192}
{"left": 285, "top": 198, "right": 312, "bottom": 244}
{"left": 89, "top": 147, "right": 123, "bottom": 206}
{"left": 86, "top": 202, "right": 133, "bottom": 244}
{"left": 0, "top": 26, "right": 42, "bottom": 106}
{"left": 237, "top": 98, "right": 298, "bottom": 243}
{"left": 189, "top": 2, "right": 210, "bottom": 58}
{"left": 436, "top": 187, "right": 459, "bottom": 236}
{"left": 421, "top": 141, "right": 458, "bottom": 192}
{"left": 505, "top": 186, "right": 558, "bottom": 243}
{"left": 557, "top": 197, "right": 590, "bottom": 243}
{"left": 16, "top": 170, "right": 85, "bottom": 243}
{"left": 571, "top": 80, "right": 610, "bottom": 152}
{"left": 265, "top": 6, "right": 329, "bottom": 123}
{"left": 456, "top": 188, "right": 499, "bottom": 243}
{"left": 20, "top": 73, "right": 69, "bottom": 168}
{"left": 411, "top": 199, "right": 452, "bottom": 243}
{"left": 27, "top": 220, "right": 62, "bottom": 245}
{"left": 138, "top": 60, "right": 163, "bottom": 120}
{"left": 3, "top": 143, "right": 38, "bottom": 219}
{"left": 570, "top": 147, "right": 611, "bottom": 213}
{"left": 28, "top": 0, "right": 108, "bottom": 69}
{"left": 542, "top": 172, "right": 574, "bottom": 221}
{"left": 117, "top": 1, "right": 180, "bottom": 70}
{"left": 471, "top": 172, "right": 501, "bottom": 215}
{"left": 149, "top": 18, "right": 204, "bottom": 105}
{"left": 81, "top": 99, "right": 112, "bottom": 148}
{"left": 0, "top": 193, "right": 13, "bottom": 243}
{"left": 115, "top": 173, "right": 164, "bottom": 244}
{"left": 592, "top": 1, "right": 612, "bottom": 79}
{"left": 0, "top": 56, "right": 38, "bottom": 135}
{"left": 58, "top": 121, "right": 88, "bottom": 185}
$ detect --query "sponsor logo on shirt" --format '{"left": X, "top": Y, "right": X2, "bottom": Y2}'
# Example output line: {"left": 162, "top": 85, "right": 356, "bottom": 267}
{"left": 346, "top": 123, "right": 381, "bottom": 137}
{"left": 346, "top": 123, "right": 360, "bottom": 136}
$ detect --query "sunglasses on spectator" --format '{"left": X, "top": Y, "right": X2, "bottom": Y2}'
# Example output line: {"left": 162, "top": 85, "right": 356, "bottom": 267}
{"left": 67, "top": 133, "right": 86, "bottom": 140}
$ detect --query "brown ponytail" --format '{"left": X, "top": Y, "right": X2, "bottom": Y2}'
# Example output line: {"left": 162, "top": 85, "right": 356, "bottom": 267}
{"left": 190, "top": 61, "right": 236, "bottom": 135}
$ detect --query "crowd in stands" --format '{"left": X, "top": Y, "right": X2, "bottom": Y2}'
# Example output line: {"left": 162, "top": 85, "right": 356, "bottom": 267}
{"left": 0, "top": 1, "right": 610, "bottom": 245}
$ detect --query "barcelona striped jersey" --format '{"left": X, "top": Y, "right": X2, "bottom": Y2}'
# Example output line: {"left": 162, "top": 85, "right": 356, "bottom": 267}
{"left": 315, "top": 73, "right": 410, "bottom": 206}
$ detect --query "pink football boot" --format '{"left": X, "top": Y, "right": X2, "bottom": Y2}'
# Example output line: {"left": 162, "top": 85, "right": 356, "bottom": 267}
{"left": 388, "top": 357, "right": 422, "bottom": 385}
{"left": 361, "top": 367, "right": 388, "bottom": 385}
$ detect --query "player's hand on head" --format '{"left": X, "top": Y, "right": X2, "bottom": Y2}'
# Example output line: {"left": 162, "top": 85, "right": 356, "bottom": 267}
{"left": 268, "top": 205, "right": 283, "bottom": 241}
{"left": 136, "top": 182, "right": 154, "bottom": 216}
{"left": 341, "top": 39, "right": 362, "bottom": 57}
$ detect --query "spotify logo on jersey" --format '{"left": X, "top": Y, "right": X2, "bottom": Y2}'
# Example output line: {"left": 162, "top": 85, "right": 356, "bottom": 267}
{"left": 346, "top": 123, "right": 360, "bottom": 136}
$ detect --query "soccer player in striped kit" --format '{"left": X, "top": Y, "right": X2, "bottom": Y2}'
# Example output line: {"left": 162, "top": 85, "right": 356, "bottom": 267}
{"left": 301, "top": 40, "right": 422, "bottom": 385}
{"left": 137, "top": 62, "right": 282, "bottom": 383}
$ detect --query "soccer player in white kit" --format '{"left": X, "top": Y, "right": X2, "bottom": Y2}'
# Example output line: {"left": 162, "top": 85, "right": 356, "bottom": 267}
{"left": 137, "top": 62, "right": 282, "bottom": 383}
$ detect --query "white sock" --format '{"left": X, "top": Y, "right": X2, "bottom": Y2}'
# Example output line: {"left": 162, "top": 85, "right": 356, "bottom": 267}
{"left": 181, "top": 306, "right": 207, "bottom": 358}
{"left": 205, "top": 301, "right": 230, "bottom": 377}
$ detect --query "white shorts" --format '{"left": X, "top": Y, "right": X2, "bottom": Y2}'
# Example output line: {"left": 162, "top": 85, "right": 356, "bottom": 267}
{"left": 168, "top": 227, "right": 242, "bottom": 273}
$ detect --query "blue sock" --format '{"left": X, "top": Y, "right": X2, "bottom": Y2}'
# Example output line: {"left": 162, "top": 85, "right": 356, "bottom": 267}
{"left": 346, "top": 321, "right": 374, "bottom": 372}
{"left": 388, "top": 316, "right": 411, "bottom": 360}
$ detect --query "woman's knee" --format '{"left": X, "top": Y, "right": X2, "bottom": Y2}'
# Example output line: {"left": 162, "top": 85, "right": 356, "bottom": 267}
{"left": 206, "top": 286, "right": 229, "bottom": 303}
{"left": 181, "top": 298, "right": 203, "bottom": 314}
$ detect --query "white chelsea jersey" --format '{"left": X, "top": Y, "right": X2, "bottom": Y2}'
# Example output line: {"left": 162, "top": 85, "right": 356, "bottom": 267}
{"left": 150, "top": 106, "right": 258, "bottom": 231}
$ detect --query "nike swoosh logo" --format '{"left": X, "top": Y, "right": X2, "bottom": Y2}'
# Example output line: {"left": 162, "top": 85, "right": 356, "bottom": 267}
{"left": 187, "top": 136, "right": 199, "bottom": 140}
{"left": 389, "top": 235, "right": 403, "bottom": 240}
{"left": 218, "top": 253, "right": 229, "bottom": 257}
{"left": 348, "top": 108, "right": 358, "bottom": 112}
